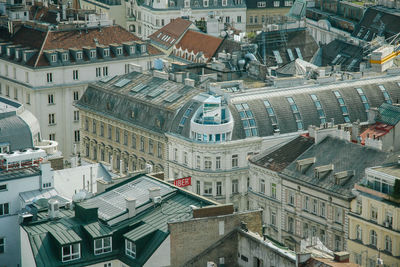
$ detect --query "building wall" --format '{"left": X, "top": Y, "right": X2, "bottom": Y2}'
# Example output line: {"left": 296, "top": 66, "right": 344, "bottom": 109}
{"left": 20, "top": 227, "right": 36, "bottom": 267}
{"left": 0, "top": 56, "right": 158, "bottom": 157}
{"left": 144, "top": 236, "right": 170, "bottom": 267}
{"left": 166, "top": 134, "right": 261, "bottom": 210}
{"left": 80, "top": 109, "right": 166, "bottom": 174}
{"left": 306, "top": 18, "right": 351, "bottom": 45}
{"left": 169, "top": 210, "right": 262, "bottom": 267}
{"left": 348, "top": 187, "right": 400, "bottom": 267}
{"left": 246, "top": 7, "right": 291, "bottom": 32}
{"left": 80, "top": 0, "right": 128, "bottom": 28}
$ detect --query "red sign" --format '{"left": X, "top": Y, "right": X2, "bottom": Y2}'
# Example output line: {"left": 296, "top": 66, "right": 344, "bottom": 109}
{"left": 174, "top": 176, "right": 191, "bottom": 187}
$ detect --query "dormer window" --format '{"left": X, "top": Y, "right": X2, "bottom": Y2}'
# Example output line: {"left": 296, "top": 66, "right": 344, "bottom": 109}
{"left": 15, "top": 52, "right": 19, "bottom": 59}
{"left": 222, "top": 0, "right": 227, "bottom": 5}
{"left": 117, "top": 47, "right": 123, "bottom": 55}
{"left": 62, "top": 53, "right": 68, "bottom": 61}
{"left": 141, "top": 45, "right": 146, "bottom": 53}
{"left": 6, "top": 48, "right": 10, "bottom": 56}
{"left": 90, "top": 50, "right": 96, "bottom": 58}
{"left": 104, "top": 49, "right": 109, "bottom": 57}
{"left": 62, "top": 243, "right": 81, "bottom": 262}
{"left": 203, "top": 0, "right": 208, "bottom": 6}
{"left": 257, "top": 1, "right": 266, "bottom": 7}
{"left": 184, "top": 0, "right": 190, "bottom": 7}
{"left": 130, "top": 46, "right": 135, "bottom": 54}
{"left": 76, "top": 52, "right": 83, "bottom": 60}
{"left": 23, "top": 53, "right": 27, "bottom": 61}
{"left": 125, "top": 239, "right": 136, "bottom": 259}
{"left": 51, "top": 54, "right": 57, "bottom": 62}
{"left": 94, "top": 237, "right": 112, "bottom": 255}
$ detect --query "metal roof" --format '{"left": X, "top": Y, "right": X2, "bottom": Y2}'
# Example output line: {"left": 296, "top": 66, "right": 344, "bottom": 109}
{"left": 83, "top": 222, "right": 113, "bottom": 239}
{"left": 376, "top": 102, "right": 400, "bottom": 125}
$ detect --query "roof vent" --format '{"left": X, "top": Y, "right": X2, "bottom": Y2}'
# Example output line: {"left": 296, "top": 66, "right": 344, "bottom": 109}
{"left": 314, "top": 164, "right": 334, "bottom": 179}
{"left": 149, "top": 187, "right": 161, "bottom": 202}
{"left": 334, "top": 170, "right": 355, "bottom": 185}
{"left": 296, "top": 157, "right": 316, "bottom": 173}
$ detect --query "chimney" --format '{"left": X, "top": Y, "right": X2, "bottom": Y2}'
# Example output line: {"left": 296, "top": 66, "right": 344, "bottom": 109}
{"left": 130, "top": 63, "right": 143, "bottom": 73}
{"left": 126, "top": 197, "right": 136, "bottom": 218}
{"left": 149, "top": 187, "right": 161, "bottom": 201}
{"left": 333, "top": 252, "right": 350, "bottom": 263}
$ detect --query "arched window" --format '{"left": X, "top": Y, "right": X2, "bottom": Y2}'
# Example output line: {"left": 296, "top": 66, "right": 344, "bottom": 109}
{"left": 385, "top": 235, "right": 392, "bottom": 252}
{"left": 370, "top": 230, "right": 377, "bottom": 247}
{"left": 356, "top": 225, "right": 362, "bottom": 241}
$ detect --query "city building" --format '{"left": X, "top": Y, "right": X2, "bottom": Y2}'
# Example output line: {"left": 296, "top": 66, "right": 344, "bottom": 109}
{"left": 0, "top": 22, "right": 163, "bottom": 157}
{"left": 130, "top": 0, "right": 247, "bottom": 39}
{"left": 246, "top": 0, "right": 293, "bottom": 33}
{"left": 74, "top": 69, "right": 204, "bottom": 175}
{"left": 20, "top": 173, "right": 217, "bottom": 266}
{"left": 248, "top": 123, "right": 397, "bottom": 252}
{"left": 348, "top": 162, "right": 400, "bottom": 267}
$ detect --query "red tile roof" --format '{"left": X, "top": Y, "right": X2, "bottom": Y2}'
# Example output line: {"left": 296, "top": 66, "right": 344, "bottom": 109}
{"left": 10, "top": 25, "right": 162, "bottom": 67}
{"left": 174, "top": 30, "right": 223, "bottom": 62}
{"left": 359, "top": 122, "right": 393, "bottom": 145}
{"left": 149, "top": 18, "right": 192, "bottom": 49}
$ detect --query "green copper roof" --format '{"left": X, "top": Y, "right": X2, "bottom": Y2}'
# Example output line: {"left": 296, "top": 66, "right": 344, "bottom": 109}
{"left": 83, "top": 222, "right": 113, "bottom": 239}
{"left": 377, "top": 103, "right": 400, "bottom": 126}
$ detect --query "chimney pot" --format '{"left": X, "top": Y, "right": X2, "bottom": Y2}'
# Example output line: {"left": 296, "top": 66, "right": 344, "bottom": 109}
{"left": 126, "top": 197, "right": 136, "bottom": 218}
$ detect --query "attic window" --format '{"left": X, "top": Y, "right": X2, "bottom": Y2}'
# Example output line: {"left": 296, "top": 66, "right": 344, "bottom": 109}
{"left": 51, "top": 54, "right": 57, "bottom": 62}
{"left": 222, "top": 0, "right": 227, "bottom": 6}
{"left": 117, "top": 47, "right": 123, "bottom": 55}
{"left": 141, "top": 45, "right": 147, "bottom": 53}
{"left": 125, "top": 239, "right": 136, "bottom": 259}
{"left": 204, "top": 0, "right": 208, "bottom": 6}
{"left": 130, "top": 46, "right": 135, "bottom": 54}
{"left": 76, "top": 52, "right": 83, "bottom": 60}
{"left": 184, "top": 0, "right": 190, "bottom": 7}
{"left": 23, "top": 53, "right": 27, "bottom": 61}
{"left": 62, "top": 243, "right": 81, "bottom": 262}
{"left": 62, "top": 53, "right": 68, "bottom": 61}
{"left": 104, "top": 49, "right": 110, "bottom": 57}
{"left": 94, "top": 237, "right": 112, "bottom": 255}
{"left": 90, "top": 50, "right": 96, "bottom": 58}
{"left": 6, "top": 48, "right": 10, "bottom": 56}
{"left": 257, "top": 1, "right": 266, "bottom": 7}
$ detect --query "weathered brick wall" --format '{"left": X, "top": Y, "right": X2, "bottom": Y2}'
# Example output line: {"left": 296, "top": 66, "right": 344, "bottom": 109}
{"left": 169, "top": 210, "right": 262, "bottom": 267}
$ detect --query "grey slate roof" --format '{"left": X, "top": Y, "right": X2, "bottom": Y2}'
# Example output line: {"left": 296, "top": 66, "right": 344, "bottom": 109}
{"left": 281, "top": 136, "right": 395, "bottom": 199}
{"left": 0, "top": 97, "right": 33, "bottom": 150}
{"left": 319, "top": 39, "right": 363, "bottom": 71}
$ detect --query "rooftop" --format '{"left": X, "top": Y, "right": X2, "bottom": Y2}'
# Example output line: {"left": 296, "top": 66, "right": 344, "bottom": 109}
{"left": 149, "top": 18, "right": 193, "bottom": 50}
{"left": 22, "top": 174, "right": 215, "bottom": 266}
{"left": 372, "top": 164, "right": 400, "bottom": 178}
{"left": 376, "top": 103, "right": 400, "bottom": 125}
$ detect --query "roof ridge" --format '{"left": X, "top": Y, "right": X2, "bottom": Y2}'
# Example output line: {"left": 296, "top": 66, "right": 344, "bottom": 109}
{"left": 33, "top": 28, "right": 50, "bottom": 67}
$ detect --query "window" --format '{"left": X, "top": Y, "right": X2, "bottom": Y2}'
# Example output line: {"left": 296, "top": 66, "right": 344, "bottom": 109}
{"left": 320, "top": 229, "right": 326, "bottom": 244}
{"left": 183, "top": 151, "right": 188, "bottom": 165}
{"left": 274, "top": 0, "right": 280, "bottom": 6}
{"left": 104, "top": 263, "right": 111, "bottom": 267}
{"left": 0, "top": 203, "right": 9, "bottom": 216}
{"left": 92, "top": 120, "right": 97, "bottom": 134}
{"left": 157, "top": 143, "right": 162, "bottom": 158}
{"left": 108, "top": 125, "right": 112, "bottom": 140}
{"left": 196, "top": 155, "right": 201, "bottom": 169}
{"left": 249, "top": 16, "right": 253, "bottom": 24}
{"left": 335, "top": 235, "right": 341, "bottom": 251}
{"left": 48, "top": 113, "right": 55, "bottom": 125}
{"left": 123, "top": 131, "right": 128, "bottom": 146}
{"left": 74, "top": 110, "right": 79, "bottom": 121}
{"left": 116, "top": 48, "right": 123, "bottom": 55}
{"left": 173, "top": 148, "right": 178, "bottom": 161}
{"left": 320, "top": 202, "right": 326, "bottom": 217}
{"left": 140, "top": 137, "right": 145, "bottom": 152}
{"left": 284, "top": 0, "right": 293, "bottom": 6}
{"left": 204, "top": 182, "right": 212, "bottom": 195}
{"left": 148, "top": 139, "right": 153, "bottom": 154}
{"left": 333, "top": 91, "right": 350, "bottom": 123}
{"left": 115, "top": 128, "right": 120, "bottom": 143}
{"left": 216, "top": 181, "right": 222, "bottom": 196}
{"left": 254, "top": 16, "right": 258, "bottom": 24}
{"left": 257, "top": 1, "right": 266, "bottom": 7}
{"left": 5, "top": 85, "right": 9, "bottom": 96}
{"left": 73, "top": 91, "right": 79, "bottom": 101}
{"left": 356, "top": 225, "right": 362, "bottom": 241}
{"left": 76, "top": 52, "right": 83, "bottom": 60}
{"left": 0, "top": 184, "right": 6, "bottom": 191}
{"left": 47, "top": 72, "right": 53, "bottom": 83}
{"left": 103, "top": 67, "right": 108, "bottom": 76}
{"left": 237, "top": 16, "right": 241, "bottom": 23}
{"left": 304, "top": 196, "right": 310, "bottom": 211}
{"left": 48, "top": 94, "right": 54, "bottom": 104}
{"left": 62, "top": 53, "right": 68, "bottom": 61}
{"left": 96, "top": 67, "right": 101, "bottom": 77}
{"left": 335, "top": 207, "right": 342, "bottom": 223}
{"left": 384, "top": 235, "right": 392, "bottom": 252}
{"left": 356, "top": 200, "right": 362, "bottom": 215}
{"left": 104, "top": 49, "right": 110, "bottom": 57}
{"left": 184, "top": 0, "right": 190, "bottom": 7}
{"left": 0, "top": 238, "right": 4, "bottom": 254}
{"left": 94, "top": 237, "right": 112, "bottom": 255}
{"left": 235, "top": 103, "right": 258, "bottom": 137}
{"left": 287, "top": 97, "right": 303, "bottom": 130}
{"left": 288, "top": 191, "right": 295, "bottom": 206}
{"left": 125, "top": 240, "right": 136, "bottom": 259}
{"left": 74, "top": 130, "right": 80, "bottom": 142}
{"left": 385, "top": 211, "right": 393, "bottom": 228}
{"left": 62, "top": 243, "right": 80, "bottom": 262}
{"left": 49, "top": 133, "right": 55, "bottom": 141}
{"left": 260, "top": 179, "right": 265, "bottom": 194}
{"left": 203, "top": 0, "right": 208, "bottom": 6}
{"left": 26, "top": 92, "right": 30, "bottom": 104}
{"left": 232, "top": 154, "right": 238, "bottom": 168}
{"left": 370, "top": 230, "right": 377, "bottom": 247}
{"left": 216, "top": 156, "right": 221, "bottom": 169}
{"left": 271, "top": 183, "right": 276, "bottom": 199}
{"left": 222, "top": 0, "right": 227, "bottom": 5}
{"left": 51, "top": 54, "right": 57, "bottom": 62}
{"left": 73, "top": 70, "right": 79, "bottom": 80}
{"left": 131, "top": 134, "right": 136, "bottom": 149}
{"left": 90, "top": 50, "right": 96, "bottom": 58}
{"left": 232, "top": 179, "right": 238, "bottom": 194}
{"left": 310, "top": 94, "right": 326, "bottom": 124}
{"left": 288, "top": 217, "right": 294, "bottom": 233}
{"left": 204, "top": 157, "right": 212, "bottom": 169}
{"left": 312, "top": 199, "right": 318, "bottom": 214}
{"left": 271, "top": 211, "right": 276, "bottom": 226}
{"left": 196, "top": 181, "right": 201, "bottom": 195}
{"left": 371, "top": 205, "right": 378, "bottom": 221}
{"left": 378, "top": 85, "right": 392, "bottom": 104}
{"left": 43, "top": 182, "right": 51, "bottom": 188}
{"left": 303, "top": 223, "right": 309, "bottom": 238}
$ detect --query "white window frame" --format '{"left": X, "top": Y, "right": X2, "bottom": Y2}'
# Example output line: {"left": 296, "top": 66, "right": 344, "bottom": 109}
{"left": 76, "top": 52, "right": 83, "bottom": 60}
{"left": 46, "top": 72, "right": 53, "bottom": 83}
{"left": 51, "top": 54, "right": 57, "bottom": 62}
{"left": 61, "top": 243, "right": 81, "bottom": 262}
{"left": 104, "top": 49, "right": 110, "bottom": 57}
{"left": 125, "top": 239, "right": 136, "bottom": 259}
{"left": 116, "top": 47, "right": 123, "bottom": 55}
{"left": 94, "top": 236, "right": 112, "bottom": 255}
{"left": 232, "top": 154, "right": 238, "bottom": 168}
{"left": 232, "top": 179, "right": 238, "bottom": 194}
{"left": 204, "top": 182, "right": 212, "bottom": 195}
{"left": 0, "top": 203, "right": 9, "bottom": 216}
{"left": 216, "top": 181, "right": 222, "bottom": 196}
{"left": 73, "top": 70, "right": 79, "bottom": 80}
{"left": 0, "top": 237, "right": 5, "bottom": 254}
